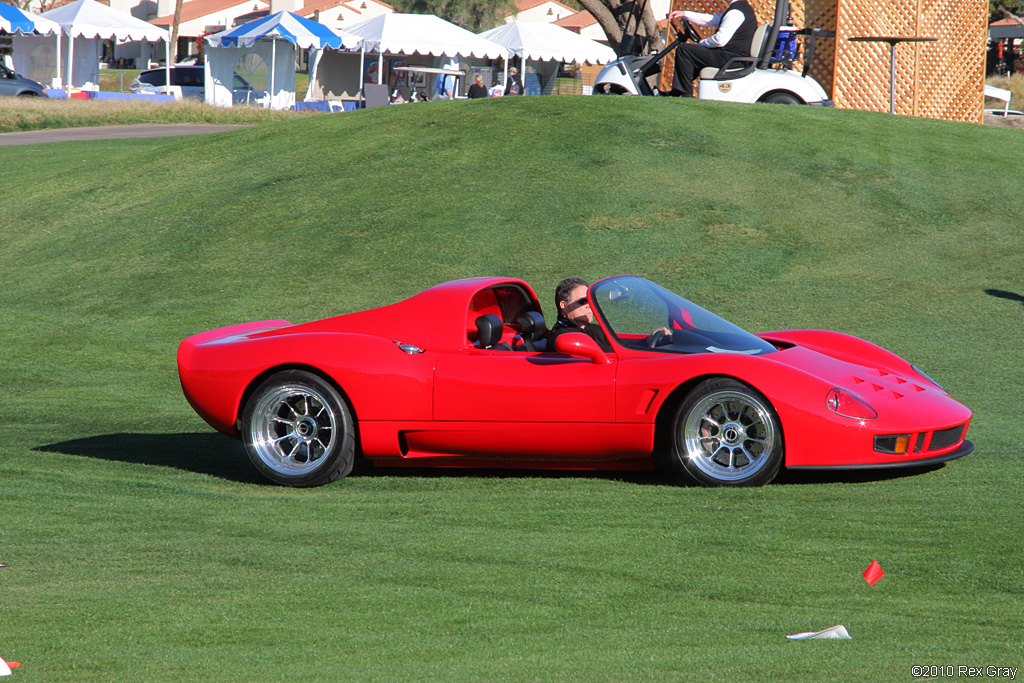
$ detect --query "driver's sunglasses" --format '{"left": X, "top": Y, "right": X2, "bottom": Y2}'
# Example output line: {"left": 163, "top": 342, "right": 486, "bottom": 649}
{"left": 569, "top": 296, "right": 589, "bottom": 308}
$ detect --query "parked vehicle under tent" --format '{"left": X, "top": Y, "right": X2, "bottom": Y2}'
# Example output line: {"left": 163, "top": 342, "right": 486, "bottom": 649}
{"left": 204, "top": 11, "right": 361, "bottom": 110}
{"left": 305, "top": 13, "right": 506, "bottom": 105}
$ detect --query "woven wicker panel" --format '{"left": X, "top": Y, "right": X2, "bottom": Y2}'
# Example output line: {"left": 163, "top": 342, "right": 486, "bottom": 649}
{"left": 834, "top": 0, "right": 916, "bottom": 114}
{"left": 834, "top": 0, "right": 986, "bottom": 122}
{"left": 914, "top": 0, "right": 987, "bottom": 122}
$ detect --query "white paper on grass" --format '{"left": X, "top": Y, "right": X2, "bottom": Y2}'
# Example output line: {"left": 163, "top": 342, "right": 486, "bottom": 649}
{"left": 0, "top": 659, "right": 12, "bottom": 676}
{"left": 786, "top": 624, "right": 852, "bottom": 640}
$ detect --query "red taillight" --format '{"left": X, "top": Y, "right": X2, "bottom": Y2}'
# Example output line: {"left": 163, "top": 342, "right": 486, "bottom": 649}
{"left": 826, "top": 388, "right": 877, "bottom": 420}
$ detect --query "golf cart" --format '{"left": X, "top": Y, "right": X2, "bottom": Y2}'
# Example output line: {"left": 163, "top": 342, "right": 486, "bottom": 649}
{"left": 593, "top": 0, "right": 834, "bottom": 106}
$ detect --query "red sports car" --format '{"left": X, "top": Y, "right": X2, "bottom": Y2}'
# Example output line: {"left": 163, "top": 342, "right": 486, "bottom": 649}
{"left": 177, "top": 276, "right": 973, "bottom": 487}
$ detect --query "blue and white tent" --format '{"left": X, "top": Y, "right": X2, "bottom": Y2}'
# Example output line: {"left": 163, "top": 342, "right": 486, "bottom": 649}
{"left": 207, "top": 11, "right": 359, "bottom": 50}
{"left": 205, "top": 12, "right": 361, "bottom": 110}
{"left": 1, "top": 4, "right": 60, "bottom": 81}
{"left": 0, "top": 4, "right": 61, "bottom": 35}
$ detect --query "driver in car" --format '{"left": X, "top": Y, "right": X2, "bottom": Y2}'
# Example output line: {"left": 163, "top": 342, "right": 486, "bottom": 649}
{"left": 548, "top": 278, "right": 614, "bottom": 352}
{"left": 665, "top": 0, "right": 758, "bottom": 97}
{"left": 550, "top": 278, "right": 674, "bottom": 352}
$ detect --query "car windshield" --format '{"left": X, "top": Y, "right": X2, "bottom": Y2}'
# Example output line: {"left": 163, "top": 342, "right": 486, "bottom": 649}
{"left": 590, "top": 276, "right": 777, "bottom": 355}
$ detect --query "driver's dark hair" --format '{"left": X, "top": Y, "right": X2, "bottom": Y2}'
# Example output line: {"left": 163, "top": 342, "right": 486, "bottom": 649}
{"left": 555, "top": 277, "right": 589, "bottom": 311}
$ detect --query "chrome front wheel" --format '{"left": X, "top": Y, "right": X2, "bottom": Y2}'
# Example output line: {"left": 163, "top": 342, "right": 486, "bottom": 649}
{"left": 673, "top": 379, "right": 783, "bottom": 486}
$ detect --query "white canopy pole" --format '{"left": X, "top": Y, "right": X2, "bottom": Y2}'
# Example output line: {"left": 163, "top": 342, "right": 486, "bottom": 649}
{"left": 377, "top": 51, "right": 382, "bottom": 85}
{"left": 164, "top": 39, "right": 170, "bottom": 94}
{"left": 270, "top": 38, "right": 276, "bottom": 110}
{"left": 65, "top": 31, "right": 73, "bottom": 95}
{"left": 358, "top": 44, "right": 365, "bottom": 105}
{"left": 54, "top": 30, "right": 62, "bottom": 88}
{"left": 502, "top": 55, "right": 508, "bottom": 95}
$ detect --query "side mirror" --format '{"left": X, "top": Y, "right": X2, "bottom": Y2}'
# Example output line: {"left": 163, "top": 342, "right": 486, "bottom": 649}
{"left": 554, "top": 332, "right": 610, "bottom": 365}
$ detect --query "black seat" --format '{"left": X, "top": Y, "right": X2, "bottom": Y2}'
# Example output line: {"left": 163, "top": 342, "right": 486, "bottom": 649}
{"left": 475, "top": 314, "right": 511, "bottom": 351}
{"left": 513, "top": 311, "right": 547, "bottom": 352}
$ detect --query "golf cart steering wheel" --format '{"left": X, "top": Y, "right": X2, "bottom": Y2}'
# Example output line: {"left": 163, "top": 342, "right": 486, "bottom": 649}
{"left": 673, "top": 17, "right": 701, "bottom": 44}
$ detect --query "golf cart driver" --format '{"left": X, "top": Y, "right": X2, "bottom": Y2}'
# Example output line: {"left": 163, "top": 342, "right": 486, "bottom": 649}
{"left": 665, "top": 0, "right": 758, "bottom": 97}
{"left": 593, "top": 0, "right": 834, "bottom": 106}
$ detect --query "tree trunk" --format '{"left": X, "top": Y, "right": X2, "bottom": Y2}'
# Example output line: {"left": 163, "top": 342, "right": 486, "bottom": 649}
{"left": 170, "top": 0, "right": 184, "bottom": 64}
{"left": 578, "top": 0, "right": 665, "bottom": 54}
{"left": 578, "top": 0, "right": 625, "bottom": 48}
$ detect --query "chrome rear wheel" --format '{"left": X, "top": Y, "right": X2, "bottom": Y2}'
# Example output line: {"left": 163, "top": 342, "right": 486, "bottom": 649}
{"left": 242, "top": 370, "right": 355, "bottom": 487}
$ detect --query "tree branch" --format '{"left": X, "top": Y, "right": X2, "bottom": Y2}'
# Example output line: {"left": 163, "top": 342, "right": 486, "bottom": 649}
{"left": 578, "top": 0, "right": 625, "bottom": 47}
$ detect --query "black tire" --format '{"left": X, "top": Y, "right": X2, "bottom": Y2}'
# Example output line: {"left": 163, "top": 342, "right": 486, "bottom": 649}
{"left": 672, "top": 378, "right": 783, "bottom": 487}
{"left": 241, "top": 370, "right": 355, "bottom": 487}
{"left": 761, "top": 92, "right": 802, "bottom": 105}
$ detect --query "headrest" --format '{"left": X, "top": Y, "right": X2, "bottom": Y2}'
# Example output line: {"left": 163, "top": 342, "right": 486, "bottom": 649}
{"left": 752, "top": 23, "right": 770, "bottom": 59}
{"left": 517, "top": 311, "right": 546, "bottom": 341}
{"left": 475, "top": 314, "right": 503, "bottom": 348}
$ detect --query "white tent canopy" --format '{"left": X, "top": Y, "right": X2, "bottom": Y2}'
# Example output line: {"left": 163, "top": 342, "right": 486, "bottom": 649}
{"left": 39, "top": 0, "right": 170, "bottom": 92}
{"left": 345, "top": 12, "right": 506, "bottom": 62}
{"left": 478, "top": 21, "right": 615, "bottom": 65}
{"left": 337, "top": 12, "right": 506, "bottom": 96}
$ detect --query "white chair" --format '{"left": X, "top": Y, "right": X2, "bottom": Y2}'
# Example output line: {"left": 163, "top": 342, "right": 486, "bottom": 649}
{"left": 984, "top": 84, "right": 1012, "bottom": 116}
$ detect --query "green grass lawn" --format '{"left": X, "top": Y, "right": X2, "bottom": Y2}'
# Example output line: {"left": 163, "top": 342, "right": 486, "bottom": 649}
{"left": 1, "top": 96, "right": 1022, "bottom": 681}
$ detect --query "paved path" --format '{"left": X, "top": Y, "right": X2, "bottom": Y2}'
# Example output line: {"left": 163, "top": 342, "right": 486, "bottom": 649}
{"left": 0, "top": 123, "right": 251, "bottom": 146}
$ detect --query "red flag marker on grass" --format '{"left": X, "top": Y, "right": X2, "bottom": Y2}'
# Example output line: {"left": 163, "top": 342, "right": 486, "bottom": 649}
{"left": 863, "top": 559, "right": 885, "bottom": 586}
{"left": 790, "top": 559, "right": 887, "bottom": 639}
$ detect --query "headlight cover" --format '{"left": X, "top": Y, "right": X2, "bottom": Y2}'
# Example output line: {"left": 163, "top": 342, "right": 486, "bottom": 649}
{"left": 826, "top": 388, "right": 877, "bottom": 420}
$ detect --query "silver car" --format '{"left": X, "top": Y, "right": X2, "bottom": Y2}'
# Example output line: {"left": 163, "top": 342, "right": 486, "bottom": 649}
{"left": 130, "top": 65, "right": 206, "bottom": 98}
{"left": 130, "top": 65, "right": 265, "bottom": 103}
{"left": 0, "top": 63, "right": 45, "bottom": 97}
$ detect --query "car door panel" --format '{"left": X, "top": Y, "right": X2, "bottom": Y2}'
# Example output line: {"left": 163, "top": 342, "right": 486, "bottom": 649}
{"left": 433, "top": 351, "right": 616, "bottom": 424}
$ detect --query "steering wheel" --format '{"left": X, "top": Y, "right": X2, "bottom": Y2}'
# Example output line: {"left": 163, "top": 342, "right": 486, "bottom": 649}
{"left": 673, "top": 17, "right": 702, "bottom": 44}
{"left": 646, "top": 329, "right": 668, "bottom": 348}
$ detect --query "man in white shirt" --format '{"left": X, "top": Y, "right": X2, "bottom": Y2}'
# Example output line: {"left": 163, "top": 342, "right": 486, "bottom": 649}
{"left": 666, "top": 0, "right": 758, "bottom": 97}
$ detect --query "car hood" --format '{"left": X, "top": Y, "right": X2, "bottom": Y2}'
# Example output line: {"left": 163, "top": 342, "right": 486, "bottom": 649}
{"left": 765, "top": 344, "right": 970, "bottom": 425}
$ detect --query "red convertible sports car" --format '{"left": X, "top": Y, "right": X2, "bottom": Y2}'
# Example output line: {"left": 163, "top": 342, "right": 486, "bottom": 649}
{"left": 177, "top": 276, "right": 973, "bottom": 487}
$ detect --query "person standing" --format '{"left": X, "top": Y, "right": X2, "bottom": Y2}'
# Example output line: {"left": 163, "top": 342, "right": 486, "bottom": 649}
{"left": 467, "top": 74, "right": 488, "bottom": 98}
{"left": 504, "top": 66, "right": 523, "bottom": 96}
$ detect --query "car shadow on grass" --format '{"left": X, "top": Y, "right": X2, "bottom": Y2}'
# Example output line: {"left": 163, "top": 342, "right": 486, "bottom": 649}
{"left": 35, "top": 432, "right": 269, "bottom": 485}
{"left": 34, "top": 433, "right": 948, "bottom": 488}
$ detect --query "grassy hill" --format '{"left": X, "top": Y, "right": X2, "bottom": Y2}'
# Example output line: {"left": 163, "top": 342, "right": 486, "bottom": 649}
{"left": 1, "top": 96, "right": 1022, "bottom": 681}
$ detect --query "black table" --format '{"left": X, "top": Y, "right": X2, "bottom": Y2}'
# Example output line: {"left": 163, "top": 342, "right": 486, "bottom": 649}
{"left": 849, "top": 36, "right": 937, "bottom": 113}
